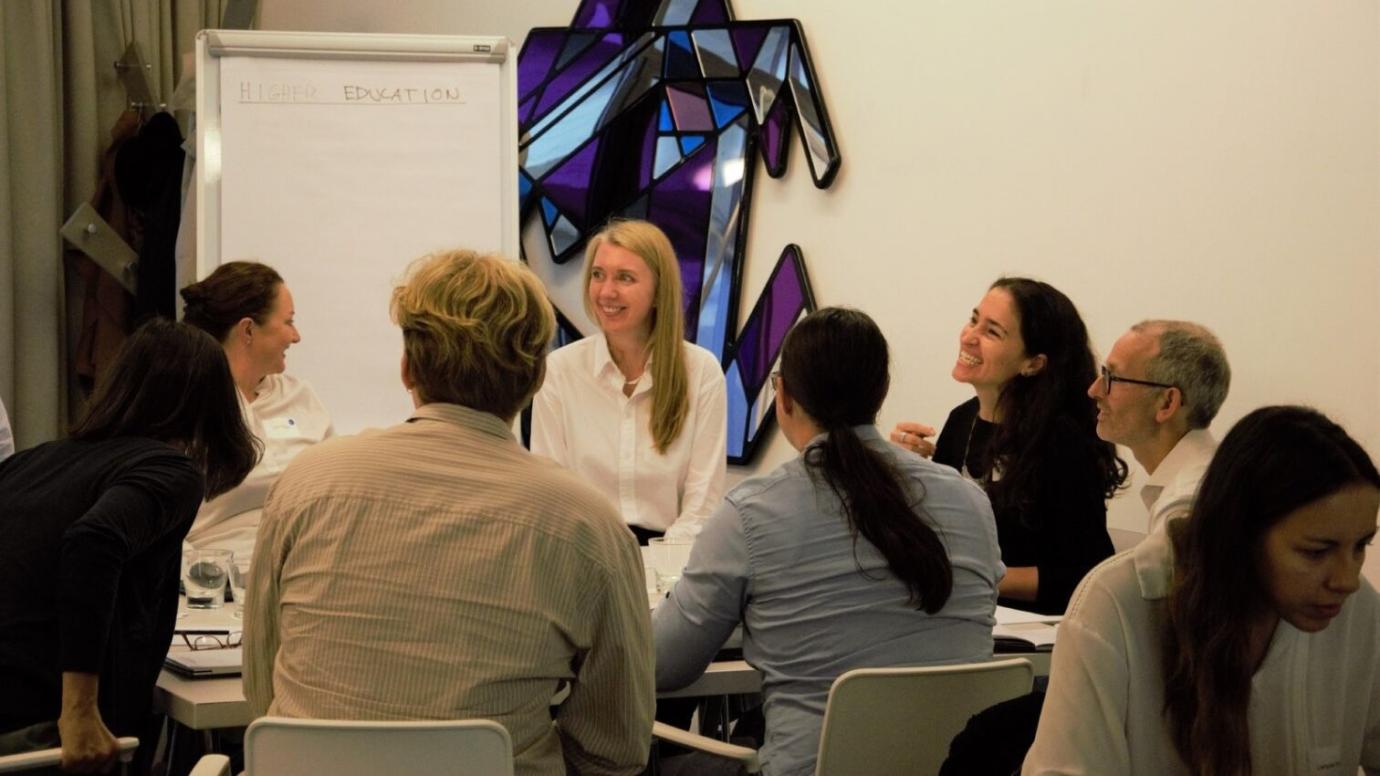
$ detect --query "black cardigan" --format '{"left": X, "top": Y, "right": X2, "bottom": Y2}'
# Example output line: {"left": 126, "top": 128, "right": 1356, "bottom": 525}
{"left": 0, "top": 437, "right": 203, "bottom": 736}
{"left": 934, "top": 397, "right": 1113, "bottom": 615}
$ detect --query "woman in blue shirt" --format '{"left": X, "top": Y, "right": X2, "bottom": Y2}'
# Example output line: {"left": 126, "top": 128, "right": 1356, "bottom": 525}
{"left": 654, "top": 307, "right": 1003, "bottom": 776}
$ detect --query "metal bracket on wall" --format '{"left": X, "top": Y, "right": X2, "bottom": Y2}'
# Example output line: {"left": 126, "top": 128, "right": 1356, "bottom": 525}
{"left": 114, "top": 42, "right": 161, "bottom": 117}
{"left": 61, "top": 203, "right": 139, "bottom": 295}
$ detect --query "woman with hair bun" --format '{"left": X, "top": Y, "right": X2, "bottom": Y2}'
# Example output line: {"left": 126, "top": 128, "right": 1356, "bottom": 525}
{"left": 180, "top": 261, "right": 332, "bottom": 559}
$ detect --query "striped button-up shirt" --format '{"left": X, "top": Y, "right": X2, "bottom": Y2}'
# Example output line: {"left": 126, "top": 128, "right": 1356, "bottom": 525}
{"left": 243, "top": 402, "right": 654, "bottom": 776}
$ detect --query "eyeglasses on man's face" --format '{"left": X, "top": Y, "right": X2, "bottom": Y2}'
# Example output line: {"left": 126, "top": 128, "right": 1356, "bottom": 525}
{"left": 1099, "top": 365, "right": 1174, "bottom": 396}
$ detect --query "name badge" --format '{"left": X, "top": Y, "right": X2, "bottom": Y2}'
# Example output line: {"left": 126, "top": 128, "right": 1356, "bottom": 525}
{"left": 262, "top": 417, "right": 303, "bottom": 439}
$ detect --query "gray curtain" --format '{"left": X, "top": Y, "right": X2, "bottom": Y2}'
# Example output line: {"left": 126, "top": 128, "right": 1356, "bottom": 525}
{"left": 0, "top": 0, "right": 229, "bottom": 450}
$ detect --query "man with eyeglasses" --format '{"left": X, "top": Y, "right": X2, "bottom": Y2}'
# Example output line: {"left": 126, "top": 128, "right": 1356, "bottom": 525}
{"left": 1088, "top": 320, "right": 1230, "bottom": 535}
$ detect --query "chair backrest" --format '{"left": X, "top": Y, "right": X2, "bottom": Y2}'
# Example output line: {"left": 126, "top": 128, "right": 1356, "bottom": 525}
{"left": 0, "top": 736, "right": 138, "bottom": 774}
{"left": 244, "top": 718, "right": 513, "bottom": 776}
{"left": 814, "top": 658, "right": 1034, "bottom": 776}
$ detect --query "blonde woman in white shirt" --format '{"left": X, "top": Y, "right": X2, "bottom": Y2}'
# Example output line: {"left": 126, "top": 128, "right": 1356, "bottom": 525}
{"left": 179, "top": 261, "right": 333, "bottom": 560}
{"left": 531, "top": 219, "right": 727, "bottom": 543}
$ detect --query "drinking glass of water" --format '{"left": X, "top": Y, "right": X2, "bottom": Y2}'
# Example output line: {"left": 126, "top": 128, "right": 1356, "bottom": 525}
{"left": 183, "top": 549, "right": 233, "bottom": 609}
{"left": 229, "top": 557, "right": 250, "bottom": 619}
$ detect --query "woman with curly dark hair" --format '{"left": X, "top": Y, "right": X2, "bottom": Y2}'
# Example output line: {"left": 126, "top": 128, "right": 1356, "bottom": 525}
{"left": 892, "top": 277, "right": 1127, "bottom": 614}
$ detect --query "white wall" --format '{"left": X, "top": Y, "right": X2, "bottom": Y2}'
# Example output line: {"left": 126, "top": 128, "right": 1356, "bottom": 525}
{"left": 259, "top": 1, "right": 1380, "bottom": 583}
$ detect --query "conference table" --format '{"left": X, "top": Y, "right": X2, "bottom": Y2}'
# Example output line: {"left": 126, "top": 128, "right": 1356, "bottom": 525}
{"left": 155, "top": 601, "right": 1051, "bottom": 734}
{"left": 155, "top": 595, "right": 762, "bottom": 733}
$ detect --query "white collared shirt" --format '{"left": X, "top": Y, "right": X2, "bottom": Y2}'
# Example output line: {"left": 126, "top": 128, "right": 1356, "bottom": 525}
{"left": 186, "top": 373, "right": 333, "bottom": 558}
{"left": 1140, "top": 428, "right": 1217, "bottom": 536}
{"left": 530, "top": 334, "right": 727, "bottom": 535}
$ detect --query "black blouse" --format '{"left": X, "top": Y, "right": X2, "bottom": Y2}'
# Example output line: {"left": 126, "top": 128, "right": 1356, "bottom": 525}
{"left": 934, "top": 397, "right": 1113, "bottom": 615}
{"left": 0, "top": 437, "right": 203, "bottom": 737}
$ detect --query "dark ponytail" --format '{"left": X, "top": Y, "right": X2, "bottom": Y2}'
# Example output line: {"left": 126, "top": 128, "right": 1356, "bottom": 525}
{"left": 781, "top": 308, "right": 953, "bottom": 613}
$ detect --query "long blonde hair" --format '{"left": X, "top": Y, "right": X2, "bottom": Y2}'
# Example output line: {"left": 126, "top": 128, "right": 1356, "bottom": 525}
{"left": 582, "top": 219, "right": 689, "bottom": 454}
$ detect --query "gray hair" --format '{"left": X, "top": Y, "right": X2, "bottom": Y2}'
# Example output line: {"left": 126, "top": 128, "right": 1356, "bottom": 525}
{"left": 1131, "top": 320, "right": 1230, "bottom": 429}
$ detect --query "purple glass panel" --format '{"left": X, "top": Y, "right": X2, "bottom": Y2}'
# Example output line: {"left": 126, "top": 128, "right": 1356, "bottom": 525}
{"left": 733, "top": 246, "right": 806, "bottom": 391}
{"left": 730, "top": 26, "right": 768, "bottom": 68}
{"left": 691, "top": 0, "right": 730, "bottom": 25}
{"left": 645, "top": 137, "right": 716, "bottom": 331}
{"left": 534, "top": 33, "right": 627, "bottom": 118}
{"left": 666, "top": 85, "right": 714, "bottom": 131}
{"left": 638, "top": 109, "right": 658, "bottom": 188}
{"left": 761, "top": 92, "right": 791, "bottom": 175}
{"left": 573, "top": 0, "right": 623, "bottom": 28}
{"left": 518, "top": 32, "right": 564, "bottom": 103}
{"left": 542, "top": 138, "right": 599, "bottom": 221}
{"left": 518, "top": 92, "right": 537, "bottom": 126}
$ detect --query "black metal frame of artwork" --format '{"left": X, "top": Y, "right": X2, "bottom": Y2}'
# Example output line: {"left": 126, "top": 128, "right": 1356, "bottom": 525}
{"left": 519, "top": 0, "right": 841, "bottom": 464}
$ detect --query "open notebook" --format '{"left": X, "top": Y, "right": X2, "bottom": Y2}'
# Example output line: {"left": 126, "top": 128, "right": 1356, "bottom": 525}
{"left": 992, "top": 605, "right": 1060, "bottom": 652}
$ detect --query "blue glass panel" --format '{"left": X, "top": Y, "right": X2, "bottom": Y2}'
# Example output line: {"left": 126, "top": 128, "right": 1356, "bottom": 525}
{"left": 694, "top": 119, "right": 748, "bottom": 359}
{"left": 679, "top": 135, "right": 705, "bottom": 155}
{"left": 706, "top": 81, "right": 750, "bottom": 128}
{"left": 518, "top": 170, "right": 534, "bottom": 205}
{"left": 658, "top": 99, "right": 673, "bottom": 131}
{"left": 551, "top": 214, "right": 580, "bottom": 255}
{"left": 724, "top": 360, "right": 747, "bottom": 459}
{"left": 788, "top": 38, "right": 839, "bottom": 186}
{"left": 654, "top": 0, "right": 700, "bottom": 26}
{"left": 692, "top": 29, "right": 739, "bottom": 78}
{"left": 653, "top": 136, "right": 681, "bottom": 178}
{"left": 745, "top": 26, "right": 789, "bottom": 123}
{"left": 664, "top": 30, "right": 701, "bottom": 79}
{"left": 541, "top": 197, "right": 559, "bottom": 226}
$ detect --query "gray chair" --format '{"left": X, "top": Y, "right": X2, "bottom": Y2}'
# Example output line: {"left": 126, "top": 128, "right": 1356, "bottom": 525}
{"left": 243, "top": 717, "right": 513, "bottom": 776}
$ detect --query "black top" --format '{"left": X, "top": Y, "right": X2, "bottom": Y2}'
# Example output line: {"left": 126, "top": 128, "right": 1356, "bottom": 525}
{"left": 0, "top": 437, "right": 203, "bottom": 736}
{"left": 934, "top": 397, "right": 1113, "bottom": 615}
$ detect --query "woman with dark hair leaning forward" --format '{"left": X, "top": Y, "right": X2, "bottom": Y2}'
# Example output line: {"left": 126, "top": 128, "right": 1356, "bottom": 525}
{"left": 1023, "top": 406, "right": 1380, "bottom": 775}
{"left": 892, "top": 277, "right": 1127, "bottom": 614}
{"left": 655, "top": 307, "right": 1003, "bottom": 776}
{"left": 0, "top": 319, "right": 258, "bottom": 774}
